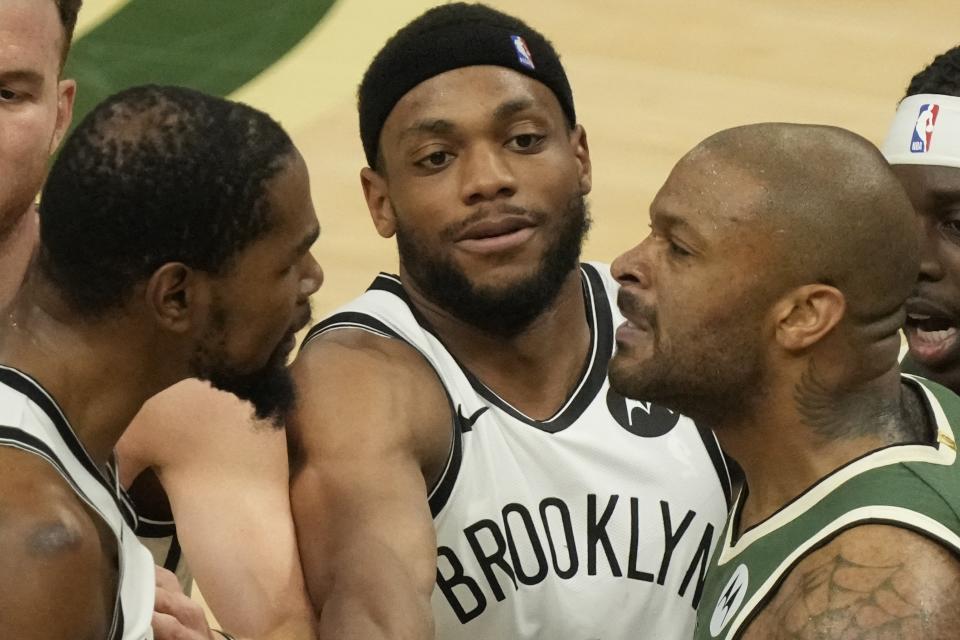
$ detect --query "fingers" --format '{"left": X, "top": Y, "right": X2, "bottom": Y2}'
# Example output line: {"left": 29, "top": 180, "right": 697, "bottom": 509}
{"left": 155, "top": 565, "right": 183, "bottom": 593}
{"left": 153, "top": 611, "right": 202, "bottom": 640}
{"left": 154, "top": 576, "right": 212, "bottom": 640}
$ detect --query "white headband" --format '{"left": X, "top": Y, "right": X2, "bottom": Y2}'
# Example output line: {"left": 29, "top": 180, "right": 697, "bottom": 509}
{"left": 882, "top": 93, "right": 960, "bottom": 168}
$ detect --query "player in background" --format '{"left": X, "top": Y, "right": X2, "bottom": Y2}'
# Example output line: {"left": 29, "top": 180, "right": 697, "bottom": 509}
{"left": 884, "top": 46, "right": 960, "bottom": 397}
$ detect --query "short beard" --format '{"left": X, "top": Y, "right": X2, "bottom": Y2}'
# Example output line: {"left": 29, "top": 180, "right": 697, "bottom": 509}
{"left": 190, "top": 308, "right": 297, "bottom": 428}
{"left": 608, "top": 293, "right": 766, "bottom": 428}
{"left": 396, "top": 196, "right": 591, "bottom": 338}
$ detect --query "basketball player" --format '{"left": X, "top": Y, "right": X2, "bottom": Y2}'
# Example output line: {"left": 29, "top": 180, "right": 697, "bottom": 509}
{"left": 0, "top": 85, "right": 322, "bottom": 639}
{"left": 0, "top": 2, "right": 315, "bottom": 636}
{"left": 288, "top": 4, "right": 731, "bottom": 638}
{"left": 609, "top": 122, "right": 960, "bottom": 639}
{"left": 0, "top": 0, "right": 77, "bottom": 303}
{"left": 883, "top": 47, "right": 960, "bottom": 396}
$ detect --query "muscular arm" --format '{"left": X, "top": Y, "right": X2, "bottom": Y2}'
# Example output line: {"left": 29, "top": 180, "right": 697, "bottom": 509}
{"left": 288, "top": 331, "right": 452, "bottom": 640}
{"left": 0, "top": 452, "right": 113, "bottom": 640}
{"left": 744, "top": 524, "right": 960, "bottom": 639}
{"left": 117, "top": 380, "right": 314, "bottom": 640}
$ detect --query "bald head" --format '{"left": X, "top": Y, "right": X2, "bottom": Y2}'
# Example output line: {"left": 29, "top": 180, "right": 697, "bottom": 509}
{"left": 681, "top": 123, "right": 918, "bottom": 323}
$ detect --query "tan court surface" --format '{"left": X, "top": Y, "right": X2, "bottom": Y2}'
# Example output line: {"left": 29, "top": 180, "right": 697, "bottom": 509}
{"left": 73, "top": 0, "right": 960, "bottom": 621}
{"left": 76, "top": 0, "right": 960, "bottom": 319}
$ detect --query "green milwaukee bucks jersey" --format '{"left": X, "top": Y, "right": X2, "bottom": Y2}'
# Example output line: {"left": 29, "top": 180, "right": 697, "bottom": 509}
{"left": 695, "top": 375, "right": 960, "bottom": 640}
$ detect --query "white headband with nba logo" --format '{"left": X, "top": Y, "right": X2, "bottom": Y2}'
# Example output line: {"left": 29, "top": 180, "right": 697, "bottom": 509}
{"left": 882, "top": 93, "right": 960, "bottom": 168}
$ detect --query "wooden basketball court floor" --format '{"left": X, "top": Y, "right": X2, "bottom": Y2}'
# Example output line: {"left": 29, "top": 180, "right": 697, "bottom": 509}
{"left": 74, "top": 0, "right": 960, "bottom": 321}
{"left": 71, "top": 0, "right": 960, "bottom": 622}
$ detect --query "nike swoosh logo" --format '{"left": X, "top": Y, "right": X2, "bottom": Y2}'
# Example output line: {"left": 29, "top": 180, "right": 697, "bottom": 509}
{"left": 456, "top": 406, "right": 489, "bottom": 432}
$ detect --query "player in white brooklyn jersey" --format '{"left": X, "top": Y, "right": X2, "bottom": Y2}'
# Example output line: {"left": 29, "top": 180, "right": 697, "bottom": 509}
{"left": 0, "top": 85, "right": 322, "bottom": 639}
{"left": 287, "top": 4, "right": 730, "bottom": 639}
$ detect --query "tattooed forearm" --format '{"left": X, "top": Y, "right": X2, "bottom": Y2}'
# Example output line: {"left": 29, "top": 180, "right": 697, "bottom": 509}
{"left": 763, "top": 550, "right": 928, "bottom": 639}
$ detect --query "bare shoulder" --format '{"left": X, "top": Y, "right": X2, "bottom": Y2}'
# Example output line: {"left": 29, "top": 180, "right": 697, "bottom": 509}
{"left": 117, "top": 377, "right": 279, "bottom": 479}
{"left": 745, "top": 524, "right": 960, "bottom": 639}
{"left": 289, "top": 328, "right": 452, "bottom": 479}
{"left": 0, "top": 449, "right": 111, "bottom": 638}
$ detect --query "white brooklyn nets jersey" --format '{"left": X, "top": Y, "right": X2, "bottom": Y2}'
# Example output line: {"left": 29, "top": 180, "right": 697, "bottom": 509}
{"left": 302, "top": 263, "right": 732, "bottom": 639}
{"left": 0, "top": 365, "right": 155, "bottom": 640}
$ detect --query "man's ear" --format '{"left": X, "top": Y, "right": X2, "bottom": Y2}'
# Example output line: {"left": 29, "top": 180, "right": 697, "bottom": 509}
{"left": 50, "top": 79, "right": 76, "bottom": 154}
{"left": 772, "top": 284, "right": 846, "bottom": 352}
{"left": 570, "top": 124, "right": 592, "bottom": 196}
{"left": 360, "top": 167, "right": 397, "bottom": 238}
{"left": 145, "top": 263, "right": 206, "bottom": 333}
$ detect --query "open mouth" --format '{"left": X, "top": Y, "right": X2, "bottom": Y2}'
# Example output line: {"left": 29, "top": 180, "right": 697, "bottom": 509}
{"left": 904, "top": 310, "right": 959, "bottom": 367}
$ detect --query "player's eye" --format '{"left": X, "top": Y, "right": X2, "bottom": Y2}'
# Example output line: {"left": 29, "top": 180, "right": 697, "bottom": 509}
{"left": 668, "top": 240, "right": 692, "bottom": 257}
{"left": 941, "top": 217, "right": 960, "bottom": 238}
{"left": 507, "top": 133, "right": 545, "bottom": 151}
{"left": 0, "top": 88, "right": 18, "bottom": 102}
{"left": 415, "top": 150, "right": 454, "bottom": 170}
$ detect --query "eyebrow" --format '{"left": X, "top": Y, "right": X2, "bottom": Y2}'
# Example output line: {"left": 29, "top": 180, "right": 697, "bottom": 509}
{"left": 400, "top": 118, "right": 456, "bottom": 141}
{"left": 398, "top": 97, "right": 540, "bottom": 142}
{"left": 294, "top": 225, "right": 321, "bottom": 257}
{"left": 0, "top": 69, "right": 45, "bottom": 86}
{"left": 493, "top": 97, "right": 535, "bottom": 121}
{"left": 930, "top": 185, "right": 960, "bottom": 203}
{"left": 653, "top": 210, "right": 706, "bottom": 242}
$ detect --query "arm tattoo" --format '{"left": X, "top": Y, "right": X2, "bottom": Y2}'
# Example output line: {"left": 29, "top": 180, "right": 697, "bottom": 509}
{"left": 767, "top": 549, "right": 928, "bottom": 639}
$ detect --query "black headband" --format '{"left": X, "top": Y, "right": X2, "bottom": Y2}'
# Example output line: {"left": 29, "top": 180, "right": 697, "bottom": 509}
{"left": 358, "top": 2, "right": 576, "bottom": 167}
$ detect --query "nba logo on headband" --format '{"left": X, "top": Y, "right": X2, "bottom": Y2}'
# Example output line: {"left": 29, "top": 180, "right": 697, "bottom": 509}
{"left": 511, "top": 35, "right": 535, "bottom": 70}
{"left": 911, "top": 103, "right": 940, "bottom": 153}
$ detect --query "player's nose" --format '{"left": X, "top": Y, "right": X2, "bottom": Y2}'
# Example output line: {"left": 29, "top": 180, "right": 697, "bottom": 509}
{"left": 611, "top": 241, "right": 652, "bottom": 289}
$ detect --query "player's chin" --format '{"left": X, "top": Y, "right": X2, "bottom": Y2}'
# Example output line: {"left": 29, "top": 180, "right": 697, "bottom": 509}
{"left": 608, "top": 353, "right": 650, "bottom": 399}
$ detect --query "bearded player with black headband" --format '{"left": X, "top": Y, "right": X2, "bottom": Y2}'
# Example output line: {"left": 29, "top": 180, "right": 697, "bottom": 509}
{"left": 287, "top": 4, "right": 730, "bottom": 639}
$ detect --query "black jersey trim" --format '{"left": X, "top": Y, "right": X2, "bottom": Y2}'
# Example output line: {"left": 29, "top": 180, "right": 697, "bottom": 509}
{"left": 0, "top": 426, "right": 127, "bottom": 532}
{"left": 298, "top": 306, "right": 461, "bottom": 516}
{"left": 164, "top": 531, "right": 184, "bottom": 573}
{"left": 428, "top": 394, "right": 464, "bottom": 518}
{"left": 0, "top": 425, "right": 76, "bottom": 487}
{"left": 0, "top": 367, "right": 133, "bottom": 525}
{"left": 366, "top": 272, "right": 406, "bottom": 298}
{"left": 696, "top": 426, "right": 736, "bottom": 510}
{"left": 730, "top": 517, "right": 960, "bottom": 639}
{"left": 136, "top": 516, "right": 178, "bottom": 538}
{"left": 300, "top": 310, "right": 402, "bottom": 351}
{"left": 104, "top": 456, "right": 138, "bottom": 529}
{"left": 0, "top": 424, "right": 128, "bottom": 640}
{"left": 361, "top": 265, "right": 614, "bottom": 433}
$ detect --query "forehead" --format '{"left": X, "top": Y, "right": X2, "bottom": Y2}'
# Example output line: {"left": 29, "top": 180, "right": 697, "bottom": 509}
{"left": 262, "top": 153, "right": 315, "bottom": 235}
{"left": 652, "top": 151, "right": 766, "bottom": 234}
{"left": 0, "top": 0, "right": 63, "bottom": 73}
{"left": 380, "top": 65, "right": 565, "bottom": 139}
{"left": 892, "top": 164, "right": 960, "bottom": 206}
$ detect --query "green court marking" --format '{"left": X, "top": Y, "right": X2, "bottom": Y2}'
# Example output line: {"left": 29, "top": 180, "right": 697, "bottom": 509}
{"left": 66, "top": 0, "right": 336, "bottom": 125}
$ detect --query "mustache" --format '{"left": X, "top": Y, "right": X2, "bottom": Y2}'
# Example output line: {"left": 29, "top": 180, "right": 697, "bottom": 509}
{"left": 440, "top": 204, "right": 545, "bottom": 241}
{"left": 908, "top": 288, "right": 960, "bottom": 319}
{"left": 294, "top": 305, "right": 313, "bottom": 333}
{"left": 617, "top": 289, "right": 657, "bottom": 329}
